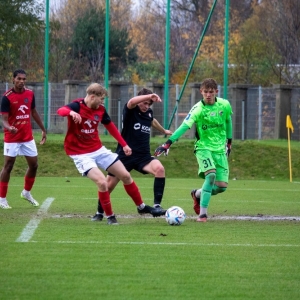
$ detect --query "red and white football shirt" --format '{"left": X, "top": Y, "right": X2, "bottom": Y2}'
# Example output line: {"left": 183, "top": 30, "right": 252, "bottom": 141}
{"left": 1, "top": 88, "right": 35, "bottom": 143}
{"left": 61, "top": 99, "right": 108, "bottom": 155}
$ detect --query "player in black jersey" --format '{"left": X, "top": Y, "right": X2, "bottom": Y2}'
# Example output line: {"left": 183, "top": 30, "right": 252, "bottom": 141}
{"left": 92, "top": 88, "right": 172, "bottom": 220}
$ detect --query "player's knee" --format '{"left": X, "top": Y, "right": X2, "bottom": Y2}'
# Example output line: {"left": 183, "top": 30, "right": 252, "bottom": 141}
{"left": 212, "top": 186, "right": 227, "bottom": 195}
{"left": 205, "top": 172, "right": 216, "bottom": 185}
{"left": 29, "top": 163, "right": 38, "bottom": 172}
{"left": 4, "top": 163, "right": 14, "bottom": 173}
{"left": 154, "top": 164, "right": 165, "bottom": 177}
{"left": 211, "top": 178, "right": 227, "bottom": 195}
{"left": 203, "top": 172, "right": 216, "bottom": 193}
{"left": 119, "top": 172, "right": 132, "bottom": 184}
{"left": 96, "top": 179, "right": 108, "bottom": 191}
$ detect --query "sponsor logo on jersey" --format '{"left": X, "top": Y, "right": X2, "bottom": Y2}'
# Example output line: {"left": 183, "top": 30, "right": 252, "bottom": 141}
{"left": 84, "top": 120, "right": 92, "bottom": 128}
{"left": 81, "top": 119, "right": 96, "bottom": 133}
{"left": 81, "top": 129, "right": 95, "bottom": 133}
{"left": 141, "top": 125, "right": 150, "bottom": 133}
{"left": 202, "top": 123, "right": 224, "bottom": 130}
{"left": 16, "top": 115, "right": 30, "bottom": 119}
{"left": 133, "top": 122, "right": 150, "bottom": 134}
{"left": 18, "top": 105, "right": 28, "bottom": 114}
{"left": 134, "top": 123, "right": 141, "bottom": 130}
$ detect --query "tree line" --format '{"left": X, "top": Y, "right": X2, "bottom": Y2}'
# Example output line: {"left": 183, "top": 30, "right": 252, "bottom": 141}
{"left": 0, "top": 0, "right": 299, "bottom": 86}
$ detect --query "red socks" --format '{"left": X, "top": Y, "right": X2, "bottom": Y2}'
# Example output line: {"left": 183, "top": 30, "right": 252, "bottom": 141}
{"left": 124, "top": 181, "right": 143, "bottom": 206}
{"left": 24, "top": 176, "right": 35, "bottom": 191}
{"left": 0, "top": 182, "right": 8, "bottom": 198}
{"left": 0, "top": 177, "right": 35, "bottom": 199}
{"left": 98, "top": 191, "right": 113, "bottom": 216}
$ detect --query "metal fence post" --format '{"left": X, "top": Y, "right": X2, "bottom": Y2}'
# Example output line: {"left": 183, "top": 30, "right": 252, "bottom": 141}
{"left": 48, "top": 82, "right": 51, "bottom": 130}
{"left": 175, "top": 84, "right": 179, "bottom": 129}
{"left": 242, "top": 100, "right": 245, "bottom": 141}
{"left": 133, "top": 84, "right": 137, "bottom": 97}
{"left": 118, "top": 98, "right": 121, "bottom": 132}
{"left": 258, "top": 86, "right": 262, "bottom": 140}
{"left": 218, "top": 85, "right": 221, "bottom": 97}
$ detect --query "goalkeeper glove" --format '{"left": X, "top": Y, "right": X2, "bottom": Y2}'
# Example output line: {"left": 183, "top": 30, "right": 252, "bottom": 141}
{"left": 154, "top": 139, "right": 172, "bottom": 157}
{"left": 226, "top": 139, "right": 232, "bottom": 157}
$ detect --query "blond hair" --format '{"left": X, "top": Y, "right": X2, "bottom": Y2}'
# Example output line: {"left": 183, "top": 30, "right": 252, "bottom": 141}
{"left": 86, "top": 83, "right": 108, "bottom": 96}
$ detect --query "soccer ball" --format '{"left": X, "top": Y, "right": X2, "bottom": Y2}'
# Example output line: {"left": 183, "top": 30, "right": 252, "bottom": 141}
{"left": 165, "top": 206, "right": 186, "bottom": 226}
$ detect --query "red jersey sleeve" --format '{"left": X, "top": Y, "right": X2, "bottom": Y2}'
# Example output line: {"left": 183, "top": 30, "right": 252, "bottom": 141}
{"left": 104, "top": 122, "right": 127, "bottom": 147}
{"left": 57, "top": 106, "right": 72, "bottom": 116}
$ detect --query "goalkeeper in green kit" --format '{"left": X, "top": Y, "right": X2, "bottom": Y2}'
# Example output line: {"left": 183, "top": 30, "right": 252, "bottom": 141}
{"left": 154, "top": 78, "right": 233, "bottom": 222}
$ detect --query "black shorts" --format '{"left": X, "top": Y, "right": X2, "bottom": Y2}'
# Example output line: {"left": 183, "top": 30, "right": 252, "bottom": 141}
{"left": 108, "top": 153, "right": 156, "bottom": 176}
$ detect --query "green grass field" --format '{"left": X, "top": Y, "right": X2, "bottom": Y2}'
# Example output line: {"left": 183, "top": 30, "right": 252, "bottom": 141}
{"left": 2, "top": 133, "right": 300, "bottom": 180}
{"left": 0, "top": 177, "right": 299, "bottom": 299}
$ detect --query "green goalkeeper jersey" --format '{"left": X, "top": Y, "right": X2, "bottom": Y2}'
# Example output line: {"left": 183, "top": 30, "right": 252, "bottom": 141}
{"left": 169, "top": 97, "right": 233, "bottom": 153}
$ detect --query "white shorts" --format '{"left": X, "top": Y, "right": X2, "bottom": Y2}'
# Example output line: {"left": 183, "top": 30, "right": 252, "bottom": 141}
{"left": 69, "top": 146, "right": 118, "bottom": 176}
{"left": 3, "top": 140, "right": 38, "bottom": 157}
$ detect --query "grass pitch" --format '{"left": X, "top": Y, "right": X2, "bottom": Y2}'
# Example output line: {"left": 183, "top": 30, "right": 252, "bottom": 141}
{"left": 0, "top": 177, "right": 299, "bottom": 299}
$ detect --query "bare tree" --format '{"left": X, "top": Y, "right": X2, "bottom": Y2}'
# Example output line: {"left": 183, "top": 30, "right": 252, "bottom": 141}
{"left": 255, "top": 0, "right": 300, "bottom": 84}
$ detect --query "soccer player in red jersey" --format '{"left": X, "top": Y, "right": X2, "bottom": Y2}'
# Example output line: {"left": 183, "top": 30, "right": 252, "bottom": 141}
{"left": 0, "top": 69, "right": 47, "bottom": 209}
{"left": 92, "top": 88, "right": 172, "bottom": 221}
{"left": 57, "top": 83, "right": 164, "bottom": 225}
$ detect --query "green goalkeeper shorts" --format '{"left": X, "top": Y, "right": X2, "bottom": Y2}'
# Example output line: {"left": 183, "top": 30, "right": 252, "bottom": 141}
{"left": 195, "top": 149, "right": 229, "bottom": 182}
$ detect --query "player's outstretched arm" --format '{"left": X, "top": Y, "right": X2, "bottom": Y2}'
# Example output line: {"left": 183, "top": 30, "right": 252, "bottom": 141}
{"left": 104, "top": 121, "right": 127, "bottom": 148}
{"left": 127, "top": 93, "right": 162, "bottom": 109}
{"left": 149, "top": 93, "right": 162, "bottom": 103}
{"left": 152, "top": 118, "right": 173, "bottom": 135}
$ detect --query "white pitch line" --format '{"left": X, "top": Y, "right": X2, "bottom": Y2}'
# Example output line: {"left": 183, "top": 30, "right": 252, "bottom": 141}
{"left": 215, "top": 216, "right": 300, "bottom": 221}
{"left": 16, "top": 197, "right": 55, "bottom": 242}
{"left": 50, "top": 214, "right": 300, "bottom": 221}
{"left": 29, "top": 240, "right": 300, "bottom": 248}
